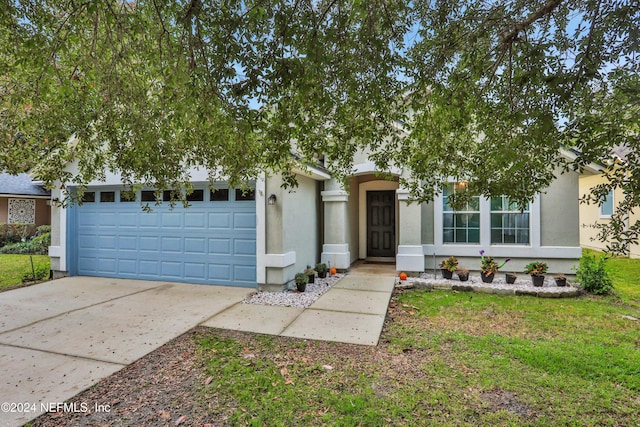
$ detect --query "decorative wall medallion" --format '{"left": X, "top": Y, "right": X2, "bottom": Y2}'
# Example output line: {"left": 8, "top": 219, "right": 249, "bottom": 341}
{"left": 8, "top": 198, "right": 36, "bottom": 224}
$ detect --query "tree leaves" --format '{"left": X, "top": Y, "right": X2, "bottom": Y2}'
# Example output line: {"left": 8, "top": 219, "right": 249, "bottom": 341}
{"left": 1, "top": 0, "right": 638, "bottom": 252}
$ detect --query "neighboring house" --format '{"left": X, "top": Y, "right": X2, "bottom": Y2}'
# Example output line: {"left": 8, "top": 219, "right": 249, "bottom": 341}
{"left": 0, "top": 172, "right": 51, "bottom": 226}
{"left": 579, "top": 147, "right": 639, "bottom": 258}
{"left": 48, "top": 147, "right": 582, "bottom": 288}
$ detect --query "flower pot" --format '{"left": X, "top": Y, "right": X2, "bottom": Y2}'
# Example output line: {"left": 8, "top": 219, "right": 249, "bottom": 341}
{"left": 555, "top": 277, "right": 567, "bottom": 287}
{"left": 441, "top": 269, "right": 453, "bottom": 279}
{"left": 307, "top": 274, "right": 315, "bottom": 284}
{"left": 458, "top": 272, "right": 469, "bottom": 282}
{"left": 296, "top": 282, "right": 307, "bottom": 292}
{"left": 505, "top": 273, "right": 517, "bottom": 284}
{"left": 317, "top": 271, "right": 327, "bottom": 279}
{"left": 480, "top": 272, "right": 495, "bottom": 283}
{"left": 531, "top": 275, "right": 545, "bottom": 287}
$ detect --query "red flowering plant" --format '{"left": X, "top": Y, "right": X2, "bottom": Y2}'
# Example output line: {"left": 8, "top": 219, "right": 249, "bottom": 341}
{"left": 479, "top": 250, "right": 510, "bottom": 274}
{"left": 439, "top": 256, "right": 459, "bottom": 272}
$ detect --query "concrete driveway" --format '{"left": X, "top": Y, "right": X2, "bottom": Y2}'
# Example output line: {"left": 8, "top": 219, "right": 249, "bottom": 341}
{"left": 0, "top": 277, "right": 252, "bottom": 427}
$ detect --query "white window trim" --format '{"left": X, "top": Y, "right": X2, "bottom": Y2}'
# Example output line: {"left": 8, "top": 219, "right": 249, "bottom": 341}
{"left": 431, "top": 190, "right": 541, "bottom": 258}
{"left": 599, "top": 190, "right": 614, "bottom": 219}
{"left": 442, "top": 185, "right": 481, "bottom": 244}
{"left": 489, "top": 197, "right": 531, "bottom": 245}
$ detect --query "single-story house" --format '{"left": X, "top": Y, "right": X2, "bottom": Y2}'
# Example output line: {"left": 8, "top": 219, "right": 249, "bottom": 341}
{"left": 48, "top": 147, "right": 582, "bottom": 289}
{"left": 0, "top": 172, "right": 51, "bottom": 226}
{"left": 579, "top": 147, "right": 639, "bottom": 258}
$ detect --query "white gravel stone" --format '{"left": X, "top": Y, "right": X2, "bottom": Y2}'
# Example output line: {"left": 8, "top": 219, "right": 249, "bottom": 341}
{"left": 398, "top": 272, "right": 579, "bottom": 294}
{"left": 243, "top": 274, "right": 345, "bottom": 308}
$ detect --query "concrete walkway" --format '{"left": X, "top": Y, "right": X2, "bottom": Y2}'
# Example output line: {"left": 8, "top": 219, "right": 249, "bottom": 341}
{"left": 204, "top": 262, "right": 396, "bottom": 346}
{"left": 0, "top": 264, "right": 395, "bottom": 426}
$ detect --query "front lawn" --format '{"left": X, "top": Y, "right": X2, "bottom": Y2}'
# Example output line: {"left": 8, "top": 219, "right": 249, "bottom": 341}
{"left": 0, "top": 254, "right": 50, "bottom": 292}
{"left": 198, "top": 251, "right": 640, "bottom": 425}
{"left": 32, "top": 251, "right": 640, "bottom": 426}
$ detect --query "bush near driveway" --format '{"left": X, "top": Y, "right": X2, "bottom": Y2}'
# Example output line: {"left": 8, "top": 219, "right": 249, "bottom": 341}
{"left": 0, "top": 225, "right": 51, "bottom": 255}
{"left": 0, "top": 254, "right": 50, "bottom": 292}
{"left": 0, "top": 223, "right": 39, "bottom": 247}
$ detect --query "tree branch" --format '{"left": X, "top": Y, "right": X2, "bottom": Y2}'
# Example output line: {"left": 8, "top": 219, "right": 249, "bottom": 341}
{"left": 499, "top": 0, "right": 564, "bottom": 45}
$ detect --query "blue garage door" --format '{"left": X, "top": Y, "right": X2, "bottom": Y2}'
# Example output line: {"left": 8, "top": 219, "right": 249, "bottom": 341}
{"left": 68, "top": 185, "right": 256, "bottom": 287}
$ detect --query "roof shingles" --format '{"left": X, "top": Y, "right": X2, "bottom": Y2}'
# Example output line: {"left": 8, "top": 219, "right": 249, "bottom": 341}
{"left": 0, "top": 173, "right": 50, "bottom": 196}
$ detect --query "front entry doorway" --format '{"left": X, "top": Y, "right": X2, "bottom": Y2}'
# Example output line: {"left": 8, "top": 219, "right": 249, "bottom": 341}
{"left": 366, "top": 191, "right": 396, "bottom": 258}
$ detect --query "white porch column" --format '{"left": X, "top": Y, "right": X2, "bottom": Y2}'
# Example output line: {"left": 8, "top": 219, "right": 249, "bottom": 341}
{"left": 48, "top": 186, "right": 68, "bottom": 277}
{"left": 320, "top": 190, "right": 351, "bottom": 270}
{"left": 396, "top": 188, "right": 425, "bottom": 272}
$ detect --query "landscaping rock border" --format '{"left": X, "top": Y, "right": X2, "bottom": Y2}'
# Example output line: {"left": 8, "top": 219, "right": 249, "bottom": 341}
{"left": 396, "top": 273, "right": 581, "bottom": 298}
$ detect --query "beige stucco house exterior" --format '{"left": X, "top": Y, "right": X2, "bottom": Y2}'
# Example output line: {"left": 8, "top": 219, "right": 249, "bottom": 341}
{"left": 579, "top": 165, "right": 639, "bottom": 259}
{"left": 49, "top": 146, "right": 583, "bottom": 289}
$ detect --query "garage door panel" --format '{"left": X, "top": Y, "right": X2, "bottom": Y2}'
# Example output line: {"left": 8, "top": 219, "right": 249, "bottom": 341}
{"left": 139, "top": 260, "right": 159, "bottom": 275}
{"left": 209, "top": 263, "right": 231, "bottom": 280}
{"left": 185, "top": 212, "right": 206, "bottom": 228}
{"left": 234, "top": 239, "right": 256, "bottom": 255}
{"left": 184, "top": 238, "right": 206, "bottom": 254}
{"left": 161, "top": 212, "right": 182, "bottom": 227}
{"left": 235, "top": 265, "right": 257, "bottom": 282}
{"left": 119, "top": 236, "right": 137, "bottom": 250}
{"left": 184, "top": 262, "right": 206, "bottom": 279}
{"left": 140, "top": 236, "right": 160, "bottom": 251}
{"left": 72, "top": 186, "right": 256, "bottom": 287}
{"left": 78, "top": 235, "right": 98, "bottom": 250}
{"left": 78, "top": 212, "right": 99, "bottom": 226}
{"left": 161, "top": 261, "right": 182, "bottom": 277}
{"left": 161, "top": 237, "right": 182, "bottom": 252}
{"left": 234, "top": 212, "right": 256, "bottom": 229}
{"left": 97, "top": 258, "right": 117, "bottom": 274}
{"left": 138, "top": 212, "right": 160, "bottom": 227}
{"left": 118, "top": 212, "right": 138, "bottom": 227}
{"left": 119, "top": 259, "right": 137, "bottom": 274}
{"left": 209, "top": 212, "right": 231, "bottom": 228}
{"left": 99, "top": 235, "right": 117, "bottom": 249}
{"left": 99, "top": 212, "right": 117, "bottom": 226}
{"left": 209, "top": 238, "right": 231, "bottom": 254}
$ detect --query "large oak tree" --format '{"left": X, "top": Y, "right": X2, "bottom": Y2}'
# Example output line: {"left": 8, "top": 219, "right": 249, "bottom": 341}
{"left": 1, "top": 0, "right": 638, "bottom": 253}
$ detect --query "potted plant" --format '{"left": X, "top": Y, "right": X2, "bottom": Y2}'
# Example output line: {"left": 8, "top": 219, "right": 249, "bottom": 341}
{"left": 524, "top": 261, "right": 548, "bottom": 287}
{"left": 554, "top": 273, "right": 567, "bottom": 287}
{"left": 439, "top": 256, "right": 459, "bottom": 279}
{"left": 457, "top": 268, "right": 469, "bottom": 282}
{"left": 315, "top": 262, "right": 328, "bottom": 279}
{"left": 505, "top": 272, "right": 517, "bottom": 284}
{"left": 304, "top": 265, "right": 316, "bottom": 284}
{"left": 479, "top": 250, "right": 511, "bottom": 283}
{"left": 294, "top": 273, "right": 308, "bottom": 292}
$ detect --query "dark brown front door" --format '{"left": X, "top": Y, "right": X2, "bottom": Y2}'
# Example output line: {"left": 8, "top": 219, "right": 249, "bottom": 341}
{"left": 367, "top": 191, "right": 395, "bottom": 257}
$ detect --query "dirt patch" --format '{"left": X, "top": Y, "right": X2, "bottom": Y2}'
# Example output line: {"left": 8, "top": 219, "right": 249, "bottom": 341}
{"left": 31, "top": 329, "right": 212, "bottom": 427}
{"left": 479, "top": 389, "right": 534, "bottom": 418}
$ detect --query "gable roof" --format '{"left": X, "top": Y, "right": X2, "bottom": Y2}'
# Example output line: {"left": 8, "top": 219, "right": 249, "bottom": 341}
{"left": 0, "top": 172, "right": 50, "bottom": 196}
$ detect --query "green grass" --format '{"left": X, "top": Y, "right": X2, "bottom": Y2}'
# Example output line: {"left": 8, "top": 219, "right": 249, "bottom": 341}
{"left": 197, "top": 250, "right": 640, "bottom": 426}
{"left": 0, "top": 254, "right": 50, "bottom": 292}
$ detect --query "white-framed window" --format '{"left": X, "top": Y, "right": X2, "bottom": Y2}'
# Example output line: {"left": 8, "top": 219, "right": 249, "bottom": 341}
{"left": 600, "top": 190, "right": 614, "bottom": 218}
{"left": 442, "top": 183, "right": 480, "bottom": 244}
{"left": 490, "top": 196, "right": 530, "bottom": 244}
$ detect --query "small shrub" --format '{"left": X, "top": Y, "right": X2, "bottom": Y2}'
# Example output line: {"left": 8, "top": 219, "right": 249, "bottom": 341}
{"left": 0, "top": 231, "right": 50, "bottom": 255}
{"left": 21, "top": 262, "right": 50, "bottom": 282}
{"left": 0, "top": 223, "right": 40, "bottom": 247}
{"left": 576, "top": 253, "right": 614, "bottom": 295}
